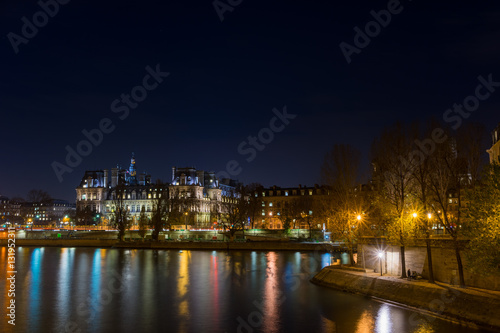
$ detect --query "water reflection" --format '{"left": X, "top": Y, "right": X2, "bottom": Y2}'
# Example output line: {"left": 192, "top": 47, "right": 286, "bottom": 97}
{"left": 0, "top": 248, "right": 483, "bottom": 333}
{"left": 375, "top": 304, "right": 393, "bottom": 333}
{"left": 263, "top": 252, "right": 280, "bottom": 332}
{"left": 355, "top": 310, "right": 375, "bottom": 333}
{"left": 321, "top": 315, "right": 337, "bottom": 332}
{"left": 28, "top": 248, "right": 43, "bottom": 330}
{"left": 56, "top": 248, "right": 74, "bottom": 322}
{"left": 177, "top": 250, "right": 191, "bottom": 332}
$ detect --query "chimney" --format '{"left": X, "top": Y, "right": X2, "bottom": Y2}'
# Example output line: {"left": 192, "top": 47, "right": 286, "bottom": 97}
{"left": 103, "top": 170, "right": 108, "bottom": 188}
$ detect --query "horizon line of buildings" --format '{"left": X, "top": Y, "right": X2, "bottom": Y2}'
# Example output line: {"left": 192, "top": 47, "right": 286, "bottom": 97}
{"left": 2, "top": 123, "right": 499, "bottom": 228}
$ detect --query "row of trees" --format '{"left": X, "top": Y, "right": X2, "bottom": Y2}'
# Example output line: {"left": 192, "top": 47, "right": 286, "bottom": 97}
{"left": 318, "top": 120, "right": 499, "bottom": 287}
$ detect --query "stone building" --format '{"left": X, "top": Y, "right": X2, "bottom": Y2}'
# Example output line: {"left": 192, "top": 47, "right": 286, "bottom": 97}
{"left": 22, "top": 200, "right": 75, "bottom": 226}
{"left": 75, "top": 154, "right": 240, "bottom": 228}
{"left": 0, "top": 195, "right": 22, "bottom": 225}
{"left": 251, "top": 184, "right": 329, "bottom": 230}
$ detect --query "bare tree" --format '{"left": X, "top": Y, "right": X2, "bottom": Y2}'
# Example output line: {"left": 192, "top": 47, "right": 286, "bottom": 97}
{"left": 111, "top": 183, "right": 131, "bottom": 241}
{"left": 427, "top": 123, "right": 486, "bottom": 287}
{"left": 245, "top": 183, "right": 263, "bottom": 229}
{"left": 151, "top": 181, "right": 169, "bottom": 241}
{"left": 220, "top": 187, "right": 249, "bottom": 241}
{"left": 27, "top": 189, "right": 52, "bottom": 203}
{"left": 76, "top": 206, "right": 97, "bottom": 225}
{"left": 275, "top": 198, "right": 301, "bottom": 235}
{"left": 138, "top": 205, "right": 149, "bottom": 240}
{"left": 320, "top": 144, "right": 365, "bottom": 265}
{"left": 372, "top": 123, "right": 419, "bottom": 278}
{"left": 295, "top": 195, "right": 315, "bottom": 239}
{"left": 410, "top": 121, "right": 437, "bottom": 283}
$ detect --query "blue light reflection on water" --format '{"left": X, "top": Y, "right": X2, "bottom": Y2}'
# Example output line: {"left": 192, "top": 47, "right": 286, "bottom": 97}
{"left": 28, "top": 248, "right": 42, "bottom": 331}
{"left": 0, "top": 248, "right": 487, "bottom": 333}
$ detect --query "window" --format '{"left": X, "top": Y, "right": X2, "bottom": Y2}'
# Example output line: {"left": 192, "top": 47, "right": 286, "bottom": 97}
{"left": 262, "top": 210, "right": 265, "bottom": 216}
{"left": 309, "top": 190, "right": 313, "bottom": 195}
{"left": 285, "top": 191, "right": 288, "bottom": 196}
{"left": 262, "top": 201, "right": 265, "bottom": 207}
{"left": 269, "top": 202, "right": 273, "bottom": 207}
{"left": 82, "top": 194, "right": 86, "bottom": 200}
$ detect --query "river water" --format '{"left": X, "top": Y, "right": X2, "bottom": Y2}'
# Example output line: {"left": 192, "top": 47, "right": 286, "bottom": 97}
{"left": 0, "top": 247, "right": 488, "bottom": 333}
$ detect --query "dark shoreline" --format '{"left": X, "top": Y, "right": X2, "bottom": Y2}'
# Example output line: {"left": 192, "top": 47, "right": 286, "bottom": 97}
{"left": 2, "top": 239, "right": 335, "bottom": 252}
{"left": 311, "top": 266, "right": 500, "bottom": 332}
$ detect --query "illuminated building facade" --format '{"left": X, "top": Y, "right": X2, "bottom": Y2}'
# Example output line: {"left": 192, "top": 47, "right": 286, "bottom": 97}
{"left": 252, "top": 185, "right": 328, "bottom": 230}
{"left": 75, "top": 154, "right": 240, "bottom": 228}
{"left": 22, "top": 200, "right": 75, "bottom": 225}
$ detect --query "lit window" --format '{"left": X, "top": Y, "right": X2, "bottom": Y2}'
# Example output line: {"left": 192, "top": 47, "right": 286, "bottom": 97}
{"left": 285, "top": 191, "right": 288, "bottom": 196}
{"left": 269, "top": 202, "right": 273, "bottom": 207}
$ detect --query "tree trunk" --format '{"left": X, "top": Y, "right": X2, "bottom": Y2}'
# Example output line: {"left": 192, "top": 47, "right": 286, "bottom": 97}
{"left": 454, "top": 240, "right": 466, "bottom": 288}
{"left": 348, "top": 246, "right": 354, "bottom": 266}
{"left": 400, "top": 245, "right": 407, "bottom": 278}
{"left": 425, "top": 236, "right": 435, "bottom": 283}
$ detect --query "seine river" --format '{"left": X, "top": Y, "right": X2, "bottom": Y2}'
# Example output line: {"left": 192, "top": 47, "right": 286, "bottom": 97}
{"left": 0, "top": 247, "right": 488, "bottom": 333}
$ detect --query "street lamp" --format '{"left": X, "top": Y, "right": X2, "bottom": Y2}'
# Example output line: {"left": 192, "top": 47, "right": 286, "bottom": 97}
{"left": 412, "top": 212, "right": 418, "bottom": 218}
{"left": 377, "top": 252, "right": 383, "bottom": 276}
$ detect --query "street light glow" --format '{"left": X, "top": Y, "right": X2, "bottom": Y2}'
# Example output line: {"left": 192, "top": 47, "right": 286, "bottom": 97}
{"left": 357, "top": 215, "right": 362, "bottom": 221}
{"left": 377, "top": 252, "right": 383, "bottom": 258}
{"left": 412, "top": 212, "right": 417, "bottom": 218}
{"left": 427, "top": 213, "right": 432, "bottom": 219}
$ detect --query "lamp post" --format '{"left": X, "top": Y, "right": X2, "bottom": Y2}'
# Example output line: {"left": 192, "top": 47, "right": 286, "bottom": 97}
{"left": 378, "top": 252, "right": 383, "bottom": 276}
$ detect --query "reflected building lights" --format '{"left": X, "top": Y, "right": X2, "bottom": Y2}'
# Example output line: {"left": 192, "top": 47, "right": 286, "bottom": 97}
{"left": 177, "top": 251, "right": 191, "bottom": 325}
{"left": 29, "top": 248, "right": 43, "bottom": 329}
{"left": 262, "top": 252, "right": 279, "bottom": 332}
{"left": 375, "top": 304, "right": 392, "bottom": 333}
{"left": 355, "top": 310, "right": 375, "bottom": 333}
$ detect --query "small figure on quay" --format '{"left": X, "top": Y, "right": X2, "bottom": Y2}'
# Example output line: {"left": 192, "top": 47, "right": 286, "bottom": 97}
{"left": 407, "top": 269, "right": 411, "bottom": 280}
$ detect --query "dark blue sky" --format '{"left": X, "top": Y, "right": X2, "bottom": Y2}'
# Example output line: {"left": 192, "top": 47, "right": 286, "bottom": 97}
{"left": 1, "top": 0, "right": 500, "bottom": 201}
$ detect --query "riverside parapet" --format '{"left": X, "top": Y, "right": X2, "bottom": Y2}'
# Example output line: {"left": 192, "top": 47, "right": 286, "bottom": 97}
{"left": 0, "top": 239, "right": 335, "bottom": 252}
{"left": 311, "top": 266, "right": 500, "bottom": 331}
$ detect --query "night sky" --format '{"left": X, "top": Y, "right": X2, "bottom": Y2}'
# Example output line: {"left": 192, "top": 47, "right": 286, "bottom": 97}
{"left": 1, "top": 0, "right": 499, "bottom": 202}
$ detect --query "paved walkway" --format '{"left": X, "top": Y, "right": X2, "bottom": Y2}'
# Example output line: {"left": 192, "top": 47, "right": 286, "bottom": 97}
{"left": 328, "top": 266, "right": 500, "bottom": 300}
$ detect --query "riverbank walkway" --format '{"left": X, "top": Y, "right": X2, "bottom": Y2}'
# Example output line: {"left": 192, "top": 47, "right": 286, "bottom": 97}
{"left": 334, "top": 265, "right": 500, "bottom": 301}
{"left": 312, "top": 266, "right": 500, "bottom": 331}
